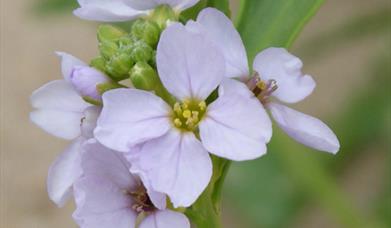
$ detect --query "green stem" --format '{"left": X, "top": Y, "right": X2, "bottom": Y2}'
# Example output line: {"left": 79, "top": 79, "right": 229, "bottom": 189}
{"left": 185, "top": 156, "right": 231, "bottom": 228}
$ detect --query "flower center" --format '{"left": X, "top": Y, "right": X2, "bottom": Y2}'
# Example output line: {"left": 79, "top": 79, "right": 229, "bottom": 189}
{"left": 127, "top": 186, "right": 156, "bottom": 213}
{"left": 246, "top": 72, "right": 278, "bottom": 104}
{"left": 172, "top": 99, "right": 207, "bottom": 131}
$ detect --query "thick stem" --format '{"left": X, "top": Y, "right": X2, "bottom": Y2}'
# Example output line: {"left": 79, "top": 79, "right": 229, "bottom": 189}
{"left": 185, "top": 156, "right": 231, "bottom": 228}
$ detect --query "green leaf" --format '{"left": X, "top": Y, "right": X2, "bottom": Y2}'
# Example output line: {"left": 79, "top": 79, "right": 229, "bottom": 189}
{"left": 236, "top": 0, "right": 324, "bottom": 62}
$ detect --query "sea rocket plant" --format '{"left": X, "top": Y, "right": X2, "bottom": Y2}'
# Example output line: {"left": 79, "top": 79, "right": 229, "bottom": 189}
{"left": 30, "top": 1, "right": 340, "bottom": 227}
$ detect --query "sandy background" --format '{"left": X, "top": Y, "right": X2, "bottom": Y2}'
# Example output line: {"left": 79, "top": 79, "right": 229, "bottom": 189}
{"left": 1, "top": 0, "right": 390, "bottom": 227}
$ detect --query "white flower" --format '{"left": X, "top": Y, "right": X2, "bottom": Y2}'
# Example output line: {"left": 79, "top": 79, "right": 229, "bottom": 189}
{"left": 74, "top": 0, "right": 199, "bottom": 22}
{"left": 189, "top": 8, "right": 340, "bottom": 153}
{"left": 94, "top": 22, "right": 272, "bottom": 207}
{"left": 30, "top": 52, "right": 100, "bottom": 206}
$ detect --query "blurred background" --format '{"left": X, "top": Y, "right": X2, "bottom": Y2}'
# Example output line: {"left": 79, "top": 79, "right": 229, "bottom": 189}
{"left": 0, "top": 0, "right": 390, "bottom": 227}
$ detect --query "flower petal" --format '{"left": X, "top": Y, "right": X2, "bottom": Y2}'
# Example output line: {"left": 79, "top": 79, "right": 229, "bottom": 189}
{"left": 130, "top": 130, "right": 212, "bottom": 207}
{"left": 253, "top": 47, "right": 316, "bottom": 103}
{"left": 80, "top": 106, "right": 101, "bottom": 138}
{"left": 47, "top": 137, "right": 84, "bottom": 207}
{"left": 94, "top": 89, "right": 171, "bottom": 152}
{"left": 157, "top": 22, "right": 225, "bottom": 100}
{"left": 196, "top": 8, "right": 249, "bottom": 79}
{"left": 56, "top": 52, "right": 86, "bottom": 82}
{"left": 199, "top": 80, "right": 272, "bottom": 161}
{"left": 74, "top": 0, "right": 144, "bottom": 22}
{"left": 30, "top": 80, "right": 89, "bottom": 139}
{"left": 73, "top": 140, "right": 138, "bottom": 227}
{"left": 268, "top": 102, "right": 340, "bottom": 154}
{"left": 139, "top": 210, "right": 190, "bottom": 228}
{"left": 126, "top": 0, "right": 198, "bottom": 11}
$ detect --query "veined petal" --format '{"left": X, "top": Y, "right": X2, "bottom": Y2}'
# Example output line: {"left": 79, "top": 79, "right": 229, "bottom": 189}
{"left": 269, "top": 103, "right": 340, "bottom": 154}
{"left": 157, "top": 22, "right": 225, "bottom": 100}
{"left": 56, "top": 52, "right": 86, "bottom": 82}
{"left": 74, "top": 0, "right": 144, "bottom": 22}
{"left": 139, "top": 210, "right": 190, "bottom": 228}
{"left": 253, "top": 47, "right": 316, "bottom": 103}
{"left": 200, "top": 81, "right": 272, "bottom": 161}
{"left": 218, "top": 78, "right": 254, "bottom": 98}
{"left": 30, "top": 80, "right": 89, "bottom": 139}
{"left": 196, "top": 8, "right": 249, "bottom": 79}
{"left": 47, "top": 137, "right": 84, "bottom": 207}
{"left": 130, "top": 130, "right": 212, "bottom": 207}
{"left": 73, "top": 140, "right": 138, "bottom": 227}
{"left": 94, "top": 89, "right": 171, "bottom": 152}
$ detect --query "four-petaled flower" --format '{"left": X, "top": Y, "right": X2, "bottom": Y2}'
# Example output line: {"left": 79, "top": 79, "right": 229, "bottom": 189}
{"left": 94, "top": 22, "right": 272, "bottom": 207}
{"left": 186, "top": 8, "right": 340, "bottom": 153}
{"left": 73, "top": 140, "right": 190, "bottom": 228}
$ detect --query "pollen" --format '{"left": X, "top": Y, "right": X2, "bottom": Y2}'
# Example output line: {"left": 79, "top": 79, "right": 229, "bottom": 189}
{"left": 171, "top": 100, "right": 207, "bottom": 131}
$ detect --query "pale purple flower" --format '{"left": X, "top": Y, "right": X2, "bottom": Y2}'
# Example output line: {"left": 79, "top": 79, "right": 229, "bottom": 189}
{"left": 30, "top": 52, "right": 101, "bottom": 206}
{"left": 190, "top": 8, "right": 340, "bottom": 153}
{"left": 74, "top": 0, "right": 199, "bottom": 22}
{"left": 73, "top": 140, "right": 190, "bottom": 228}
{"left": 70, "top": 66, "right": 110, "bottom": 101}
{"left": 94, "top": 22, "right": 272, "bottom": 207}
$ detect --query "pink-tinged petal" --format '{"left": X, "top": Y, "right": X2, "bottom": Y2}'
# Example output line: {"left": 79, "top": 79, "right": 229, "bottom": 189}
{"left": 131, "top": 130, "right": 212, "bottom": 207}
{"left": 95, "top": 88, "right": 171, "bottom": 152}
{"left": 73, "top": 140, "right": 138, "bottom": 227}
{"left": 268, "top": 103, "right": 340, "bottom": 154}
{"left": 47, "top": 137, "right": 84, "bottom": 207}
{"left": 56, "top": 52, "right": 86, "bottom": 82}
{"left": 200, "top": 81, "right": 272, "bottom": 161}
{"left": 139, "top": 210, "right": 190, "bottom": 228}
{"left": 157, "top": 22, "right": 225, "bottom": 100}
{"left": 30, "top": 80, "right": 89, "bottom": 139}
{"left": 196, "top": 8, "right": 249, "bottom": 79}
{"left": 74, "top": 0, "right": 144, "bottom": 22}
{"left": 73, "top": 209, "right": 136, "bottom": 228}
{"left": 253, "top": 47, "right": 316, "bottom": 103}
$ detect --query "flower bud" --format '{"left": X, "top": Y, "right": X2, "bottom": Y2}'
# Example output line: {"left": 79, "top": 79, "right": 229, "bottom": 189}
{"left": 90, "top": 56, "right": 106, "bottom": 73}
{"left": 149, "top": 5, "right": 177, "bottom": 29}
{"left": 131, "top": 19, "right": 161, "bottom": 47}
{"left": 105, "top": 53, "right": 134, "bottom": 81}
{"left": 99, "top": 41, "right": 118, "bottom": 60}
{"left": 97, "top": 25, "right": 126, "bottom": 43}
{"left": 130, "top": 40, "right": 153, "bottom": 62}
{"left": 70, "top": 66, "right": 111, "bottom": 101}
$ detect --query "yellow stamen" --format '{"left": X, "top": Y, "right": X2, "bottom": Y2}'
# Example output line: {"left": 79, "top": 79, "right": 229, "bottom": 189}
{"left": 198, "top": 101, "right": 206, "bottom": 111}
{"left": 182, "top": 110, "right": 191, "bottom": 118}
{"left": 174, "top": 118, "right": 182, "bottom": 127}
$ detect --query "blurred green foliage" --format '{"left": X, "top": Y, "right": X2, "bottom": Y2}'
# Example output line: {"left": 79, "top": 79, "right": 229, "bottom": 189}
{"left": 32, "top": 0, "right": 391, "bottom": 227}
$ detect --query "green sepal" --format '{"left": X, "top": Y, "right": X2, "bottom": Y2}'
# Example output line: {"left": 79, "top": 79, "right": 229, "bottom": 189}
{"left": 99, "top": 41, "right": 118, "bottom": 60}
{"left": 131, "top": 19, "right": 161, "bottom": 47}
{"left": 96, "top": 82, "right": 125, "bottom": 94}
{"left": 90, "top": 56, "right": 106, "bottom": 73}
{"left": 149, "top": 4, "right": 178, "bottom": 29}
{"left": 130, "top": 40, "right": 153, "bottom": 62}
{"left": 97, "top": 25, "right": 126, "bottom": 43}
{"left": 82, "top": 96, "right": 102, "bottom": 106}
{"left": 105, "top": 53, "right": 134, "bottom": 81}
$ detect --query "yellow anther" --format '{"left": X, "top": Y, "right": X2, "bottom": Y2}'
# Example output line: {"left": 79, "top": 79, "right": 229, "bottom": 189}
{"left": 182, "top": 110, "right": 191, "bottom": 118}
{"left": 198, "top": 101, "right": 206, "bottom": 111}
{"left": 174, "top": 118, "right": 182, "bottom": 127}
{"left": 256, "top": 81, "right": 267, "bottom": 90}
{"left": 173, "top": 103, "right": 182, "bottom": 115}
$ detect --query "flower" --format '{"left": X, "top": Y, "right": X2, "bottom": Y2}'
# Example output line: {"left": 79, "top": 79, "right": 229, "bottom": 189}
{"left": 73, "top": 140, "right": 190, "bottom": 228}
{"left": 74, "top": 0, "right": 199, "bottom": 22}
{"left": 94, "top": 22, "right": 272, "bottom": 207}
{"left": 188, "top": 8, "right": 340, "bottom": 154}
{"left": 30, "top": 52, "right": 101, "bottom": 206}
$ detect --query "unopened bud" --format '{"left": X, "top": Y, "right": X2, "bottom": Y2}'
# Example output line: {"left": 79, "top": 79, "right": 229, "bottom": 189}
{"left": 130, "top": 40, "right": 153, "bottom": 62}
{"left": 90, "top": 56, "right": 106, "bottom": 73}
{"left": 99, "top": 41, "right": 118, "bottom": 60}
{"left": 70, "top": 66, "right": 110, "bottom": 101}
{"left": 97, "top": 25, "right": 126, "bottom": 43}
{"left": 149, "top": 5, "right": 177, "bottom": 29}
{"left": 106, "top": 53, "right": 134, "bottom": 80}
{"left": 131, "top": 19, "right": 161, "bottom": 47}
